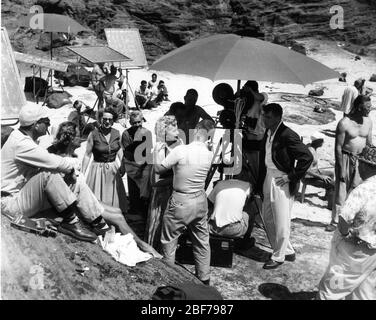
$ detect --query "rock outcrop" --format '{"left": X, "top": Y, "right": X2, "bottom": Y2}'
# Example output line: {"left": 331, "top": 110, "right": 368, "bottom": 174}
{"left": 2, "top": 0, "right": 376, "bottom": 62}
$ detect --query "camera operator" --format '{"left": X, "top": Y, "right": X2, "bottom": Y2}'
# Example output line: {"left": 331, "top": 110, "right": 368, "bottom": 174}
{"left": 239, "top": 81, "right": 268, "bottom": 186}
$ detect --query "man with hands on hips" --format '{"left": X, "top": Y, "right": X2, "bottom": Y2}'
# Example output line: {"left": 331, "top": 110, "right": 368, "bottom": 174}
{"left": 255, "top": 103, "right": 313, "bottom": 269}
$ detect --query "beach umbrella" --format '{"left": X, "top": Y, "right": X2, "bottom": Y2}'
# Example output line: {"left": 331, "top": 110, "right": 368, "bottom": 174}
{"left": 21, "top": 13, "right": 89, "bottom": 59}
{"left": 150, "top": 34, "right": 340, "bottom": 86}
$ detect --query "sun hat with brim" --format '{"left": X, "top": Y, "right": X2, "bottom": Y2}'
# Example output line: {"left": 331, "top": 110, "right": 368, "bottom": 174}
{"left": 19, "top": 104, "right": 49, "bottom": 127}
{"left": 358, "top": 145, "right": 376, "bottom": 166}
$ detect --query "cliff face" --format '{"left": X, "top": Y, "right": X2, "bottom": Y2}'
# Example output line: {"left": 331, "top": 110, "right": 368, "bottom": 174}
{"left": 2, "top": 0, "right": 376, "bottom": 62}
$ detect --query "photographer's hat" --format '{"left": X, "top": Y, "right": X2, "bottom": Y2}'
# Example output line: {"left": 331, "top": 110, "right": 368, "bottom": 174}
{"left": 19, "top": 104, "right": 49, "bottom": 127}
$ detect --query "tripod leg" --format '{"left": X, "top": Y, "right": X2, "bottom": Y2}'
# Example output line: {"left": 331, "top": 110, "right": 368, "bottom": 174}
{"left": 205, "top": 137, "right": 226, "bottom": 190}
{"left": 125, "top": 69, "right": 141, "bottom": 111}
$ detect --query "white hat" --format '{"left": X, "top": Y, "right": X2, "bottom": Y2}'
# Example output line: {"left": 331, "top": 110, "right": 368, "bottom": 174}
{"left": 19, "top": 104, "right": 49, "bottom": 126}
{"left": 310, "top": 131, "right": 325, "bottom": 142}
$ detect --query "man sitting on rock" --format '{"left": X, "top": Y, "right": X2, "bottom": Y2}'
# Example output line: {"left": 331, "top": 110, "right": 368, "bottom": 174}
{"left": 135, "top": 80, "right": 156, "bottom": 109}
{"left": 340, "top": 78, "right": 364, "bottom": 116}
{"left": 157, "top": 80, "right": 170, "bottom": 102}
{"left": 1, "top": 105, "right": 108, "bottom": 242}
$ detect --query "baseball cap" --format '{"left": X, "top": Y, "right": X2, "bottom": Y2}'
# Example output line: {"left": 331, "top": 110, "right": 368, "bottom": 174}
{"left": 19, "top": 104, "right": 49, "bottom": 127}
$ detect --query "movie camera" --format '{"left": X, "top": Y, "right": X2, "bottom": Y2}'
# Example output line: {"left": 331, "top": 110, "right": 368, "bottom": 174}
{"left": 212, "top": 83, "right": 255, "bottom": 130}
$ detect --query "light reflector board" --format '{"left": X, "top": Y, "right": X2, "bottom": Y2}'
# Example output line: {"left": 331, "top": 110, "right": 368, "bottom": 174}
{"left": 105, "top": 28, "right": 147, "bottom": 69}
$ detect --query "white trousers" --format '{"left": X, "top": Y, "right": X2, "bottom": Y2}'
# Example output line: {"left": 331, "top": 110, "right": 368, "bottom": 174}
{"left": 262, "top": 168, "right": 295, "bottom": 262}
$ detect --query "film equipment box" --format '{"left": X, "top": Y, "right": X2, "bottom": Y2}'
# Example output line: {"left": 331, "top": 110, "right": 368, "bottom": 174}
{"left": 176, "top": 233, "right": 234, "bottom": 268}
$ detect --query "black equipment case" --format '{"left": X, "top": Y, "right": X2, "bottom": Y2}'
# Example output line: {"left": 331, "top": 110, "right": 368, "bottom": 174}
{"left": 176, "top": 232, "right": 234, "bottom": 268}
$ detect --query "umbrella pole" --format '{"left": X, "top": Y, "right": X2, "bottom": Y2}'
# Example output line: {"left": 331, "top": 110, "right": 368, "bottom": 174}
{"left": 50, "top": 33, "right": 53, "bottom": 60}
{"left": 49, "top": 33, "right": 53, "bottom": 88}
{"left": 237, "top": 80, "right": 241, "bottom": 94}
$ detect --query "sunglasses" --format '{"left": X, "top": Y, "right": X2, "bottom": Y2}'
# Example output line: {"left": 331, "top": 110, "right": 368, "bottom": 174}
{"left": 102, "top": 117, "right": 114, "bottom": 121}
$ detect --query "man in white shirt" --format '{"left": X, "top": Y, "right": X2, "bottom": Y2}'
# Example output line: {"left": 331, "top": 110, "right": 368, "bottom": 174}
{"left": 256, "top": 103, "right": 313, "bottom": 269}
{"left": 147, "top": 73, "right": 158, "bottom": 90}
{"left": 1, "top": 105, "right": 107, "bottom": 242}
{"left": 154, "top": 120, "right": 214, "bottom": 284}
{"left": 207, "top": 177, "right": 256, "bottom": 249}
{"left": 135, "top": 80, "right": 156, "bottom": 109}
{"left": 339, "top": 78, "right": 364, "bottom": 116}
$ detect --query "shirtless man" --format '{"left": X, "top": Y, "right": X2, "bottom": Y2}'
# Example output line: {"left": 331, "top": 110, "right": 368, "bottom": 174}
{"left": 100, "top": 65, "right": 126, "bottom": 116}
{"left": 326, "top": 95, "right": 373, "bottom": 231}
{"left": 165, "top": 89, "right": 214, "bottom": 144}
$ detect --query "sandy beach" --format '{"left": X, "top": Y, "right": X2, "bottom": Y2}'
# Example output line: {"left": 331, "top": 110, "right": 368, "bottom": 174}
{"left": 3, "top": 36, "right": 376, "bottom": 300}
{"left": 30, "top": 36, "right": 376, "bottom": 225}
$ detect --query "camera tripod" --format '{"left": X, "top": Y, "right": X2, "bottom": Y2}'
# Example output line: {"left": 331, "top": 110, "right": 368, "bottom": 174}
{"left": 204, "top": 128, "right": 241, "bottom": 190}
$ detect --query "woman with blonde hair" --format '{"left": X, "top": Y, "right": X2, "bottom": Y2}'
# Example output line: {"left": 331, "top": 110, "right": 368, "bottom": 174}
{"left": 145, "top": 115, "right": 182, "bottom": 251}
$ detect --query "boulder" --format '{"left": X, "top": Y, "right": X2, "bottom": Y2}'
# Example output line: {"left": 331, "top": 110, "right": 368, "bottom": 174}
{"left": 36, "top": 32, "right": 71, "bottom": 51}
{"left": 2, "top": 0, "right": 376, "bottom": 63}
{"left": 369, "top": 74, "right": 376, "bottom": 82}
{"left": 291, "top": 41, "right": 307, "bottom": 55}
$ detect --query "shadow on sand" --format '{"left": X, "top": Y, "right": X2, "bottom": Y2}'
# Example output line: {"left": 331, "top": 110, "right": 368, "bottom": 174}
{"left": 235, "top": 245, "right": 271, "bottom": 263}
{"left": 292, "top": 217, "right": 328, "bottom": 228}
{"left": 259, "top": 283, "right": 317, "bottom": 300}
{"left": 322, "top": 129, "right": 336, "bottom": 138}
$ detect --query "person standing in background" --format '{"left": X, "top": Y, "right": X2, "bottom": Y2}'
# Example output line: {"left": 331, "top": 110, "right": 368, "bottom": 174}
{"left": 326, "top": 95, "right": 373, "bottom": 232}
{"left": 339, "top": 78, "right": 364, "bottom": 116}
{"left": 256, "top": 103, "right": 313, "bottom": 269}
{"left": 318, "top": 145, "right": 376, "bottom": 300}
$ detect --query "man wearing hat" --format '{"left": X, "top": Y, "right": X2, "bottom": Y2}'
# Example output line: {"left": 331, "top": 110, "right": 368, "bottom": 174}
{"left": 1, "top": 104, "right": 108, "bottom": 242}
{"left": 339, "top": 78, "right": 364, "bottom": 116}
{"left": 318, "top": 145, "right": 376, "bottom": 300}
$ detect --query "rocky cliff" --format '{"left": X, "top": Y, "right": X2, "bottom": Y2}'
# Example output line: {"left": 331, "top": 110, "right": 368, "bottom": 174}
{"left": 2, "top": 0, "right": 376, "bottom": 62}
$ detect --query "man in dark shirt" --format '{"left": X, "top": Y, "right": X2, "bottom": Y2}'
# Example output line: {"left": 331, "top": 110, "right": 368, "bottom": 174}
{"left": 165, "top": 89, "right": 214, "bottom": 144}
{"left": 121, "top": 111, "right": 153, "bottom": 217}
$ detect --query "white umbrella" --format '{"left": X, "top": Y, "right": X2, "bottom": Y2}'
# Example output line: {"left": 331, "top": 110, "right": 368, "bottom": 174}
{"left": 151, "top": 34, "right": 340, "bottom": 86}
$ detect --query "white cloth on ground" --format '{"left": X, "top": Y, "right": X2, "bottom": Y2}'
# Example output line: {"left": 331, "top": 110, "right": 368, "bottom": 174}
{"left": 98, "top": 227, "right": 152, "bottom": 266}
